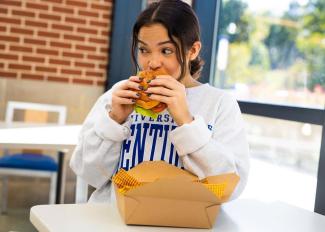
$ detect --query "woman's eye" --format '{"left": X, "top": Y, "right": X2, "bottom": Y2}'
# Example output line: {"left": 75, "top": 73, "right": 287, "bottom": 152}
{"left": 138, "top": 47, "right": 148, "bottom": 53}
{"left": 162, "top": 48, "right": 173, "bottom": 55}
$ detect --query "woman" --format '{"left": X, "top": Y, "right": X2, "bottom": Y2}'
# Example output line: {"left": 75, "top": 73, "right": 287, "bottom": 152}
{"left": 70, "top": 0, "right": 249, "bottom": 202}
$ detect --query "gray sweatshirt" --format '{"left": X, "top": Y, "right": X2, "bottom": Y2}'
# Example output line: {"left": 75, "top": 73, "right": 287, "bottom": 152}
{"left": 70, "top": 82, "right": 250, "bottom": 202}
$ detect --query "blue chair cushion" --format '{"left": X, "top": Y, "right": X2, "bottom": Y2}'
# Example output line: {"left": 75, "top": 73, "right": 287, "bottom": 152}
{"left": 0, "top": 154, "right": 58, "bottom": 171}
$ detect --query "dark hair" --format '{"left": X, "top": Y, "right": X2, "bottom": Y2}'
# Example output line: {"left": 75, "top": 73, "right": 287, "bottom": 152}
{"left": 131, "top": 0, "right": 204, "bottom": 80}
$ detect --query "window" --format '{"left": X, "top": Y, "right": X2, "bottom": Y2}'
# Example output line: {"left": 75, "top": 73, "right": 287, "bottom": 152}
{"left": 242, "top": 115, "right": 321, "bottom": 210}
{"left": 215, "top": 0, "right": 325, "bottom": 211}
{"left": 215, "top": 0, "right": 325, "bottom": 108}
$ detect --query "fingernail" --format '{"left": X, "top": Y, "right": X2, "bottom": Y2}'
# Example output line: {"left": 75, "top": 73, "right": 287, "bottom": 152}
{"left": 139, "top": 85, "right": 144, "bottom": 90}
{"left": 132, "top": 99, "right": 136, "bottom": 102}
{"left": 136, "top": 93, "right": 140, "bottom": 97}
{"left": 147, "top": 93, "right": 152, "bottom": 97}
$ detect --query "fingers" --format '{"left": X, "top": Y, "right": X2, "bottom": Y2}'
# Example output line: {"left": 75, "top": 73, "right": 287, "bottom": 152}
{"left": 120, "top": 76, "right": 143, "bottom": 91}
{"left": 116, "top": 89, "right": 140, "bottom": 98}
{"left": 112, "top": 75, "right": 146, "bottom": 106}
{"left": 149, "top": 75, "right": 183, "bottom": 90}
{"left": 145, "top": 86, "right": 174, "bottom": 97}
{"left": 144, "top": 75, "right": 186, "bottom": 106}
{"left": 147, "top": 94, "right": 173, "bottom": 106}
{"left": 114, "top": 89, "right": 139, "bottom": 104}
{"left": 113, "top": 77, "right": 140, "bottom": 105}
{"left": 128, "top": 75, "right": 142, "bottom": 82}
{"left": 113, "top": 74, "right": 184, "bottom": 106}
{"left": 113, "top": 96, "right": 136, "bottom": 105}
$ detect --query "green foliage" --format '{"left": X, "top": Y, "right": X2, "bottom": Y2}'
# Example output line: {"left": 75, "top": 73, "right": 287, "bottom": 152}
{"left": 219, "top": 0, "right": 249, "bottom": 42}
{"left": 218, "top": 0, "right": 325, "bottom": 92}
{"left": 225, "top": 43, "right": 266, "bottom": 85}
{"left": 249, "top": 43, "right": 270, "bottom": 69}
{"left": 264, "top": 24, "right": 300, "bottom": 69}
{"left": 297, "top": 0, "right": 325, "bottom": 90}
{"left": 303, "top": 0, "right": 325, "bottom": 34}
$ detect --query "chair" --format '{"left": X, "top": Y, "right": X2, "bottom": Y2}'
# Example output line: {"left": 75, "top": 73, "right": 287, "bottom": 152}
{"left": 75, "top": 177, "right": 89, "bottom": 203}
{"left": 0, "top": 101, "right": 67, "bottom": 214}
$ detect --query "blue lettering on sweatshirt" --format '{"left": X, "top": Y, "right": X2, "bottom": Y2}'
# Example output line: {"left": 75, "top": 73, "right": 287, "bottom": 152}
{"left": 149, "top": 124, "right": 163, "bottom": 161}
{"left": 156, "top": 114, "right": 163, "bottom": 122}
{"left": 160, "top": 124, "right": 170, "bottom": 161}
{"left": 119, "top": 113, "right": 213, "bottom": 171}
{"left": 132, "top": 123, "right": 149, "bottom": 167}
{"left": 168, "top": 125, "right": 177, "bottom": 165}
{"left": 120, "top": 140, "right": 131, "bottom": 170}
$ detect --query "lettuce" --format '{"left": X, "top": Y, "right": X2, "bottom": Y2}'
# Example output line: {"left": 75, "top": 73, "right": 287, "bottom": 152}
{"left": 134, "top": 106, "right": 158, "bottom": 119}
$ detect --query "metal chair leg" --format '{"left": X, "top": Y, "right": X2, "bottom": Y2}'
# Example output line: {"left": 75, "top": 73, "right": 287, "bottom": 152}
{"left": 1, "top": 176, "right": 8, "bottom": 214}
{"left": 76, "top": 177, "right": 88, "bottom": 203}
{"left": 55, "top": 151, "right": 64, "bottom": 204}
{"left": 49, "top": 173, "right": 57, "bottom": 204}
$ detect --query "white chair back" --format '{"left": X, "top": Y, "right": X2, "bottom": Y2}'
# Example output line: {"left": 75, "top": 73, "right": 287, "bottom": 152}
{"left": 5, "top": 101, "right": 67, "bottom": 125}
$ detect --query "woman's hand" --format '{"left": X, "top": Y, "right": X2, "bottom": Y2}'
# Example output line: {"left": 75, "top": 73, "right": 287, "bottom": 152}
{"left": 109, "top": 76, "right": 142, "bottom": 124}
{"left": 145, "top": 75, "right": 193, "bottom": 126}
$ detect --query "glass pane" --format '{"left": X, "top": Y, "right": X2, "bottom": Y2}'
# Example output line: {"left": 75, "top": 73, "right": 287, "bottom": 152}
{"left": 215, "top": 0, "right": 325, "bottom": 108}
{"left": 240, "top": 115, "right": 322, "bottom": 211}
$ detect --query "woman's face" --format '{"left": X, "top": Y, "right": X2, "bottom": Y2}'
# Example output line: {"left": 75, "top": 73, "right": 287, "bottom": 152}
{"left": 137, "top": 23, "right": 184, "bottom": 80}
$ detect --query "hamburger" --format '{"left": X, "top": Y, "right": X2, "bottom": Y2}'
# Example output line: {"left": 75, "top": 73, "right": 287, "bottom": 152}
{"left": 134, "top": 69, "right": 168, "bottom": 118}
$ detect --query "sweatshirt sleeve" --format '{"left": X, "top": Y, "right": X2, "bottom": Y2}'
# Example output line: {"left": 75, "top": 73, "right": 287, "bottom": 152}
{"left": 69, "top": 82, "right": 131, "bottom": 189}
{"left": 169, "top": 93, "right": 250, "bottom": 199}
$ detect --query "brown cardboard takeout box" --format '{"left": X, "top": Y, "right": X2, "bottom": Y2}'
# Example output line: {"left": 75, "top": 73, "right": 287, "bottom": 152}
{"left": 113, "top": 161, "right": 239, "bottom": 229}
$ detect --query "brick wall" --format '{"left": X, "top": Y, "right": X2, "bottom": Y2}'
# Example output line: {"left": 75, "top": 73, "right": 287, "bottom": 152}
{"left": 0, "top": 0, "right": 113, "bottom": 86}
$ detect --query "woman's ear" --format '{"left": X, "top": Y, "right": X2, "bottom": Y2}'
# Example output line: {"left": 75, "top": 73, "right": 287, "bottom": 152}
{"left": 189, "top": 41, "right": 202, "bottom": 61}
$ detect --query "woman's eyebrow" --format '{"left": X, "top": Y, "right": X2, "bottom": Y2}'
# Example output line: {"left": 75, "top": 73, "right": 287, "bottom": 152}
{"left": 157, "top": 40, "right": 173, "bottom": 46}
{"left": 138, "top": 39, "right": 173, "bottom": 46}
{"left": 138, "top": 40, "right": 147, "bottom": 45}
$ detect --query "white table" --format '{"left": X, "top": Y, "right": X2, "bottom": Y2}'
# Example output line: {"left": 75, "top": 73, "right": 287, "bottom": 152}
{"left": 0, "top": 125, "right": 81, "bottom": 203}
{"left": 30, "top": 199, "right": 325, "bottom": 232}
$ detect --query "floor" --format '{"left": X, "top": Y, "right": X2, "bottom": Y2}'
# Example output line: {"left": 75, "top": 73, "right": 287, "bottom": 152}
{"left": 0, "top": 208, "right": 36, "bottom": 232}
{"left": 0, "top": 178, "right": 76, "bottom": 232}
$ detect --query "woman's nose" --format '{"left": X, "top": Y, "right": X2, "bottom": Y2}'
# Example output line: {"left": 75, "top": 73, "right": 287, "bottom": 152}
{"left": 148, "top": 59, "right": 161, "bottom": 70}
